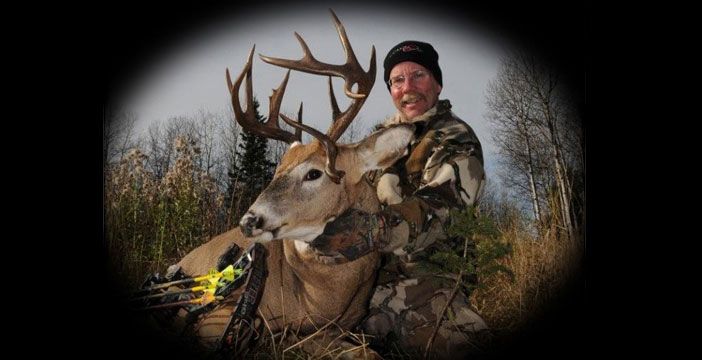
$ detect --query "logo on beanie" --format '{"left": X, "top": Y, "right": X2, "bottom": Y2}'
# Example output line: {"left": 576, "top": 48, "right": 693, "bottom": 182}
{"left": 401, "top": 44, "right": 423, "bottom": 53}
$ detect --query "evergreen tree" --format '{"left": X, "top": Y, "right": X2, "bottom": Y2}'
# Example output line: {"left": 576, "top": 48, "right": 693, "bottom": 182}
{"left": 225, "top": 98, "right": 276, "bottom": 224}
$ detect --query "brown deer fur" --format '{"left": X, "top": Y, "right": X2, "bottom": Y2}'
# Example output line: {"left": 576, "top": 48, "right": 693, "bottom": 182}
{"left": 175, "top": 124, "right": 414, "bottom": 350}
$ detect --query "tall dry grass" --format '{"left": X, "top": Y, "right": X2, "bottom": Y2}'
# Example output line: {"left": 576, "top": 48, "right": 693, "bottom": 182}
{"left": 105, "top": 136, "right": 226, "bottom": 290}
{"left": 469, "top": 211, "right": 585, "bottom": 336}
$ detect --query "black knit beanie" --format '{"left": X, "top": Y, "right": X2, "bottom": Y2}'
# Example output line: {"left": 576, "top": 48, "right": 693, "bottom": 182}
{"left": 383, "top": 40, "right": 442, "bottom": 91}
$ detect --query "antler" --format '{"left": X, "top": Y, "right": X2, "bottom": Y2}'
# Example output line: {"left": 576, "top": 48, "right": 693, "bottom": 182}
{"left": 226, "top": 45, "right": 302, "bottom": 144}
{"left": 259, "top": 8, "right": 376, "bottom": 183}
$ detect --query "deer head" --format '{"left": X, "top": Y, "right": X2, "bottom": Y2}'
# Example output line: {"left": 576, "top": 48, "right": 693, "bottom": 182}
{"left": 227, "top": 10, "right": 414, "bottom": 243}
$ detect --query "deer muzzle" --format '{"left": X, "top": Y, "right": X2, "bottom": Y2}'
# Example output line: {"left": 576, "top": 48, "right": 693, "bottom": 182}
{"left": 240, "top": 212, "right": 264, "bottom": 237}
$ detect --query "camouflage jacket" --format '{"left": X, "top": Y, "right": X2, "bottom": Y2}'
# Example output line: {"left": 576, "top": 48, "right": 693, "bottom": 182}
{"left": 368, "top": 99, "right": 485, "bottom": 262}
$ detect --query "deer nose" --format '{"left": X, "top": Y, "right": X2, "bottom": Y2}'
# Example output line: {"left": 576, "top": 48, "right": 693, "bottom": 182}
{"left": 240, "top": 212, "right": 264, "bottom": 237}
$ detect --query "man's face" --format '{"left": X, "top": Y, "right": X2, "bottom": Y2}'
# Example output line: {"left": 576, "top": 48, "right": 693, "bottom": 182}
{"left": 389, "top": 61, "right": 442, "bottom": 121}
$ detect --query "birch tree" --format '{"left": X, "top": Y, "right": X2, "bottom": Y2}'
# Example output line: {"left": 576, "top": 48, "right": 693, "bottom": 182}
{"left": 486, "top": 57, "right": 544, "bottom": 227}
{"left": 486, "top": 52, "right": 584, "bottom": 240}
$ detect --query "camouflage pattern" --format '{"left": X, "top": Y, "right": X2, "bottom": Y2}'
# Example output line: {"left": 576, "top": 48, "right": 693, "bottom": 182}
{"left": 363, "top": 99, "right": 489, "bottom": 358}
{"left": 311, "top": 99, "right": 489, "bottom": 358}
{"left": 367, "top": 99, "right": 485, "bottom": 260}
{"left": 310, "top": 207, "right": 388, "bottom": 261}
{"left": 360, "top": 262, "right": 490, "bottom": 359}
{"left": 312, "top": 100, "right": 485, "bottom": 262}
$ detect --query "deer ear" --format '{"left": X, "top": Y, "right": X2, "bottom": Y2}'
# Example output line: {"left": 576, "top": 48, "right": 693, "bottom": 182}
{"left": 350, "top": 123, "right": 414, "bottom": 180}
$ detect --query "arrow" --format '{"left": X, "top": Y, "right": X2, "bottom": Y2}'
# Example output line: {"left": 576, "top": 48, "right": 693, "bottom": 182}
{"left": 132, "top": 265, "right": 238, "bottom": 295}
{"left": 130, "top": 264, "right": 249, "bottom": 310}
{"left": 130, "top": 281, "right": 218, "bottom": 302}
{"left": 136, "top": 292, "right": 225, "bottom": 311}
{"left": 131, "top": 243, "right": 260, "bottom": 311}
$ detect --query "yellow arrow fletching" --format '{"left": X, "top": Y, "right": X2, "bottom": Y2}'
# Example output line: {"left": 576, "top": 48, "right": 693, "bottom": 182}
{"left": 189, "top": 265, "right": 241, "bottom": 286}
{"left": 221, "top": 265, "right": 235, "bottom": 281}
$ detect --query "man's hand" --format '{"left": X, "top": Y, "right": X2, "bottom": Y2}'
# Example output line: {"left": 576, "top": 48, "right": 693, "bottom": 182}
{"left": 309, "top": 208, "right": 388, "bottom": 261}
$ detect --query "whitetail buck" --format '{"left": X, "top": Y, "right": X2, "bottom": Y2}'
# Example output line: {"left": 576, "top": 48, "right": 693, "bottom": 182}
{"left": 174, "top": 10, "right": 414, "bottom": 356}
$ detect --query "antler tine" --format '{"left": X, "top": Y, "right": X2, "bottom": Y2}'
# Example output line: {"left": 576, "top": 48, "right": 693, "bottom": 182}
{"left": 328, "top": 76, "right": 341, "bottom": 123}
{"left": 280, "top": 112, "right": 345, "bottom": 184}
{"left": 328, "top": 8, "right": 373, "bottom": 100}
{"left": 226, "top": 46, "right": 255, "bottom": 132}
{"left": 268, "top": 70, "right": 302, "bottom": 143}
{"left": 226, "top": 45, "right": 300, "bottom": 144}
{"left": 259, "top": 9, "right": 376, "bottom": 142}
{"left": 295, "top": 103, "right": 303, "bottom": 141}
{"left": 325, "top": 42, "right": 375, "bottom": 141}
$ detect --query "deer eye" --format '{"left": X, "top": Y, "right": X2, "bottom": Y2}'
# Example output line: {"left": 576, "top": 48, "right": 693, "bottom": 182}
{"left": 304, "top": 169, "right": 323, "bottom": 181}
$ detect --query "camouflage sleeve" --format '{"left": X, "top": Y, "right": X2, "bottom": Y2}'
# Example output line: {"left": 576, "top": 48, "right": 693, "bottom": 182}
{"left": 378, "top": 122, "right": 485, "bottom": 257}
{"left": 310, "top": 208, "right": 388, "bottom": 261}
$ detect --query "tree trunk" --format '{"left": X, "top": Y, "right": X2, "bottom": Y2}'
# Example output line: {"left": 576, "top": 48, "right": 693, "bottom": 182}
{"left": 545, "top": 108, "right": 574, "bottom": 242}
{"left": 521, "top": 119, "right": 542, "bottom": 229}
{"left": 527, "top": 57, "right": 575, "bottom": 242}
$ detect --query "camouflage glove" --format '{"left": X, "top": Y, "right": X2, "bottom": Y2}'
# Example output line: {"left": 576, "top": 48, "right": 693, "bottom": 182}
{"left": 310, "top": 208, "right": 396, "bottom": 261}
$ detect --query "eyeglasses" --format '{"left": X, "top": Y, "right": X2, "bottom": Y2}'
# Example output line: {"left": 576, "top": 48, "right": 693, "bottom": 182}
{"left": 387, "top": 70, "right": 428, "bottom": 89}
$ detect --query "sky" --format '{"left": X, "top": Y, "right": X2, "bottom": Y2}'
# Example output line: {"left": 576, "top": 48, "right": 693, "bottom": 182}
{"left": 113, "top": 3, "right": 522, "bottom": 184}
